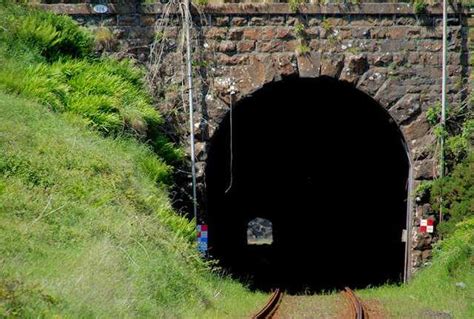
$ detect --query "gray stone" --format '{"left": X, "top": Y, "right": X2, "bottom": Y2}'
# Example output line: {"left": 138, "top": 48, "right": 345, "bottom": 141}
{"left": 320, "top": 54, "right": 345, "bottom": 78}
{"left": 389, "top": 94, "right": 421, "bottom": 125}
{"left": 357, "top": 68, "right": 387, "bottom": 96}
{"left": 414, "top": 158, "right": 436, "bottom": 180}
{"left": 374, "top": 78, "right": 407, "bottom": 108}
{"left": 297, "top": 52, "right": 321, "bottom": 78}
{"left": 339, "top": 54, "right": 368, "bottom": 84}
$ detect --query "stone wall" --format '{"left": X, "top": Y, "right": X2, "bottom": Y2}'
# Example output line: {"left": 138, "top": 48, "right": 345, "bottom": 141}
{"left": 40, "top": 1, "right": 471, "bottom": 277}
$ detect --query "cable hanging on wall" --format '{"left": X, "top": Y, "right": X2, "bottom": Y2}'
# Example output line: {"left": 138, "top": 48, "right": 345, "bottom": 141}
{"left": 225, "top": 89, "right": 236, "bottom": 194}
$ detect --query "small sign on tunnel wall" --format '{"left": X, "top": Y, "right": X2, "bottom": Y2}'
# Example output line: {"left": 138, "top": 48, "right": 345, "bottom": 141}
{"left": 419, "top": 219, "right": 434, "bottom": 233}
{"left": 197, "top": 224, "right": 208, "bottom": 253}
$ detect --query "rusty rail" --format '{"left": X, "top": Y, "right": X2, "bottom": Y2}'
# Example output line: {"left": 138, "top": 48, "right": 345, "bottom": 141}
{"left": 342, "top": 287, "right": 369, "bottom": 319}
{"left": 252, "top": 289, "right": 283, "bottom": 319}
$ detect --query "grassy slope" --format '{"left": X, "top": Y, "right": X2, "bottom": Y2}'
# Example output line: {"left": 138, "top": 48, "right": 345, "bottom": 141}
{"left": 0, "top": 3, "right": 265, "bottom": 316}
{"left": 0, "top": 92, "right": 266, "bottom": 318}
{"left": 359, "top": 219, "right": 474, "bottom": 318}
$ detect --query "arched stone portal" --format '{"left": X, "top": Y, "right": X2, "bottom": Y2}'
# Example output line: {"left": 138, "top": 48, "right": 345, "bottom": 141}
{"left": 205, "top": 76, "right": 410, "bottom": 293}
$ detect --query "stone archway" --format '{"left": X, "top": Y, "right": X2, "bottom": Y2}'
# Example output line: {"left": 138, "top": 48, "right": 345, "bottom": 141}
{"left": 204, "top": 76, "right": 411, "bottom": 292}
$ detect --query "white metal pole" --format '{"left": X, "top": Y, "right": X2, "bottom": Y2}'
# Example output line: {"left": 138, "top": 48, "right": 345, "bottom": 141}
{"left": 184, "top": 0, "right": 198, "bottom": 223}
{"left": 440, "top": 0, "right": 448, "bottom": 223}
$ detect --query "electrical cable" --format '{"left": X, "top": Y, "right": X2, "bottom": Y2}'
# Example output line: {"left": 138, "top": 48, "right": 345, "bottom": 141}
{"left": 225, "top": 94, "right": 234, "bottom": 194}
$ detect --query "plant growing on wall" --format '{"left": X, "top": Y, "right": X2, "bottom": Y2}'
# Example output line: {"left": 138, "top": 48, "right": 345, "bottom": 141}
{"left": 294, "top": 21, "right": 311, "bottom": 56}
{"left": 413, "top": 0, "right": 428, "bottom": 14}
{"left": 289, "top": 0, "right": 305, "bottom": 13}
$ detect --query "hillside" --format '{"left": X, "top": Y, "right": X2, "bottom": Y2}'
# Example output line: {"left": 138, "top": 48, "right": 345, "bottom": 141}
{"left": 0, "top": 2, "right": 265, "bottom": 317}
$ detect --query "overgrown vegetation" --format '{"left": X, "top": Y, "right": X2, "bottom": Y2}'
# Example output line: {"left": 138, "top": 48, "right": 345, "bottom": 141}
{"left": 360, "top": 217, "right": 474, "bottom": 318}
{"left": 422, "top": 90, "right": 473, "bottom": 237}
{"left": 431, "top": 155, "right": 473, "bottom": 236}
{"left": 0, "top": 2, "right": 266, "bottom": 317}
{"left": 0, "top": 2, "right": 182, "bottom": 164}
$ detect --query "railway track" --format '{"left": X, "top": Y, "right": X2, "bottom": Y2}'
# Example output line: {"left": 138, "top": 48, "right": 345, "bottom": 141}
{"left": 252, "top": 289, "right": 283, "bottom": 319}
{"left": 252, "top": 287, "right": 368, "bottom": 319}
{"left": 341, "top": 287, "right": 369, "bottom": 319}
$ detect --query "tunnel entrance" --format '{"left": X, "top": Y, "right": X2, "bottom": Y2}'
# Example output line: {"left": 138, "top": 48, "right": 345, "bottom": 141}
{"left": 205, "top": 76, "right": 410, "bottom": 293}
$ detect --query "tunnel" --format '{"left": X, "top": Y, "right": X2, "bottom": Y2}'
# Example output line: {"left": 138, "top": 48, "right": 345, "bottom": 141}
{"left": 205, "top": 76, "right": 410, "bottom": 293}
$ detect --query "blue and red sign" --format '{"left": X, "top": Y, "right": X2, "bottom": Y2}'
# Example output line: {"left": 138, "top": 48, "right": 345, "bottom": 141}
{"left": 197, "top": 224, "right": 208, "bottom": 253}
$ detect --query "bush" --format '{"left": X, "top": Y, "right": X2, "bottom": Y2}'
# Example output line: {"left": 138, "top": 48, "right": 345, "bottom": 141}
{"left": 431, "top": 155, "right": 474, "bottom": 237}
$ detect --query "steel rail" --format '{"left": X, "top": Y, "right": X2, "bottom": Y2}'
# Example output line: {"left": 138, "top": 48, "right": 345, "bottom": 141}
{"left": 252, "top": 289, "right": 283, "bottom": 319}
{"left": 342, "top": 287, "right": 369, "bottom": 319}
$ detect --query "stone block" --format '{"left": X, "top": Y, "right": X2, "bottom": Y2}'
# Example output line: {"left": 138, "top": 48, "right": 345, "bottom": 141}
{"left": 249, "top": 17, "right": 265, "bottom": 26}
{"left": 229, "top": 28, "right": 244, "bottom": 41}
{"left": 237, "top": 40, "right": 256, "bottom": 53}
{"left": 218, "top": 41, "right": 237, "bottom": 53}
{"left": 243, "top": 28, "right": 259, "bottom": 40}
{"left": 261, "top": 27, "right": 277, "bottom": 41}
{"left": 117, "top": 14, "right": 139, "bottom": 26}
{"left": 216, "top": 53, "right": 248, "bottom": 66}
{"left": 205, "top": 27, "right": 227, "bottom": 40}
{"left": 273, "top": 53, "right": 297, "bottom": 77}
{"left": 339, "top": 54, "right": 369, "bottom": 84}
{"left": 402, "top": 115, "right": 430, "bottom": 142}
{"left": 231, "top": 17, "right": 248, "bottom": 27}
{"left": 414, "top": 158, "right": 436, "bottom": 180}
{"left": 269, "top": 16, "right": 285, "bottom": 26}
{"left": 297, "top": 52, "right": 321, "bottom": 78}
{"left": 257, "top": 41, "right": 284, "bottom": 53}
{"left": 357, "top": 68, "right": 387, "bottom": 96}
{"left": 215, "top": 17, "right": 229, "bottom": 27}
{"left": 374, "top": 78, "right": 407, "bottom": 108}
{"left": 389, "top": 94, "right": 421, "bottom": 125}
{"left": 320, "top": 54, "right": 344, "bottom": 78}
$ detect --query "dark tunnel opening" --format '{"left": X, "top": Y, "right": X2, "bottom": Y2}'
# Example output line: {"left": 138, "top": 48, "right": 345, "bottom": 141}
{"left": 205, "top": 76, "right": 410, "bottom": 293}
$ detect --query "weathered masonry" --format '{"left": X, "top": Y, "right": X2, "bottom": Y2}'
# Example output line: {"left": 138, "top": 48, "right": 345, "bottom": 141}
{"left": 42, "top": 1, "right": 471, "bottom": 290}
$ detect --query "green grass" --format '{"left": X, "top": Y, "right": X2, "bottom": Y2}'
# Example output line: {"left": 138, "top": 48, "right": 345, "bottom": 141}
{"left": 0, "top": 2, "right": 182, "bottom": 164}
{"left": 0, "top": 2, "right": 266, "bottom": 317}
{"left": 0, "top": 92, "right": 266, "bottom": 318}
{"left": 358, "top": 218, "right": 474, "bottom": 318}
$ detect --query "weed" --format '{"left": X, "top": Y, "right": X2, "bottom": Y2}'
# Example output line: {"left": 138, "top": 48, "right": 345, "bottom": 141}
{"left": 289, "top": 0, "right": 305, "bottom": 13}
{"left": 296, "top": 43, "right": 311, "bottom": 56}
{"left": 413, "top": 0, "right": 428, "bottom": 14}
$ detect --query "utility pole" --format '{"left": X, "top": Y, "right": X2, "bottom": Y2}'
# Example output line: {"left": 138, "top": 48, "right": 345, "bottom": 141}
{"left": 440, "top": 0, "right": 448, "bottom": 223}
{"left": 184, "top": 0, "right": 198, "bottom": 223}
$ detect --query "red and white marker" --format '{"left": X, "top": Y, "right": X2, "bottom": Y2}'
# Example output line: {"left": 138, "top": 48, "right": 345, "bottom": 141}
{"left": 420, "top": 219, "right": 434, "bottom": 233}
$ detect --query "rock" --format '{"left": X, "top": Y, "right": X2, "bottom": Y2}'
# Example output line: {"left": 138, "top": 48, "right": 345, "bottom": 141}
{"left": 228, "top": 28, "right": 243, "bottom": 40}
{"left": 215, "top": 17, "right": 229, "bottom": 27}
{"left": 273, "top": 53, "right": 297, "bottom": 77}
{"left": 357, "top": 68, "right": 387, "bottom": 96}
{"left": 195, "top": 142, "right": 207, "bottom": 161}
{"left": 373, "top": 53, "right": 393, "bottom": 66}
{"left": 297, "top": 52, "right": 321, "bottom": 78}
{"left": 402, "top": 115, "right": 431, "bottom": 143}
{"left": 218, "top": 41, "right": 236, "bottom": 53}
{"left": 227, "top": 54, "right": 276, "bottom": 98}
{"left": 339, "top": 54, "right": 368, "bottom": 84}
{"left": 320, "top": 54, "right": 345, "bottom": 78}
{"left": 243, "top": 29, "right": 259, "bottom": 40}
{"left": 374, "top": 78, "right": 407, "bottom": 108}
{"left": 421, "top": 249, "right": 432, "bottom": 260}
{"left": 414, "top": 158, "right": 436, "bottom": 180}
{"left": 231, "top": 17, "right": 247, "bottom": 27}
{"left": 389, "top": 94, "right": 421, "bottom": 125}
{"left": 412, "top": 250, "right": 422, "bottom": 267}
{"left": 455, "top": 282, "right": 467, "bottom": 289}
{"left": 237, "top": 40, "right": 256, "bottom": 53}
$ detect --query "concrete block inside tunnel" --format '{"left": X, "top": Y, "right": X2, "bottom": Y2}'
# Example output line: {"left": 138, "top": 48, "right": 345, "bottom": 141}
{"left": 205, "top": 76, "right": 410, "bottom": 293}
